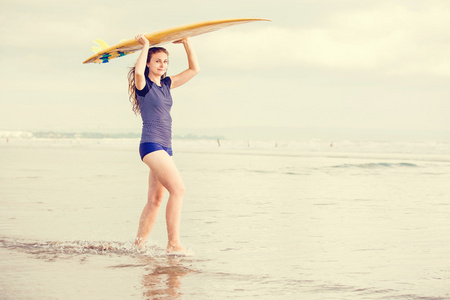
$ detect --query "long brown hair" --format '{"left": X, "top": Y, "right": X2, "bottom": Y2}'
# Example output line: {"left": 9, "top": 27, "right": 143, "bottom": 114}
{"left": 127, "top": 47, "right": 169, "bottom": 115}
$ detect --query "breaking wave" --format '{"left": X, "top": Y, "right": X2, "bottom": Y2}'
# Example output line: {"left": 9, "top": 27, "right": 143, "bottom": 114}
{"left": 0, "top": 237, "right": 164, "bottom": 258}
{"left": 330, "top": 162, "right": 419, "bottom": 169}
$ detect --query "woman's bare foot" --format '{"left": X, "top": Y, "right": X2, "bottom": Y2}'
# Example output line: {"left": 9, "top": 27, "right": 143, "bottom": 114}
{"left": 135, "top": 237, "right": 146, "bottom": 251}
{"left": 167, "top": 242, "right": 193, "bottom": 256}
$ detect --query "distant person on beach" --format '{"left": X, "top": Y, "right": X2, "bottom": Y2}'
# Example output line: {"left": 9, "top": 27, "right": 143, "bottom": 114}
{"left": 127, "top": 35, "right": 199, "bottom": 254}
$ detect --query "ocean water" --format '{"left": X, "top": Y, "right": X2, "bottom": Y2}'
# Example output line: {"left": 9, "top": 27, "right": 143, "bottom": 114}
{"left": 1, "top": 138, "right": 449, "bottom": 299}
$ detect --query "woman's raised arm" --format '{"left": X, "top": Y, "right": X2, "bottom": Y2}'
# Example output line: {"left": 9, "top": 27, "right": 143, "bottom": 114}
{"left": 134, "top": 34, "right": 150, "bottom": 90}
{"left": 170, "top": 38, "right": 200, "bottom": 89}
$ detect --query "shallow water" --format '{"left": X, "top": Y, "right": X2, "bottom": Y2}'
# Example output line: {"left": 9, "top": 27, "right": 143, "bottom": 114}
{"left": 1, "top": 139, "right": 450, "bottom": 299}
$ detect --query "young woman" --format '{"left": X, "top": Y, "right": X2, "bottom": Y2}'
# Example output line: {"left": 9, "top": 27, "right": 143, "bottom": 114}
{"left": 127, "top": 34, "right": 200, "bottom": 254}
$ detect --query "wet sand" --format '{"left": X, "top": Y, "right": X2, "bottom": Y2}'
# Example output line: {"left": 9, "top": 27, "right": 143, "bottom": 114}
{"left": 1, "top": 139, "right": 450, "bottom": 299}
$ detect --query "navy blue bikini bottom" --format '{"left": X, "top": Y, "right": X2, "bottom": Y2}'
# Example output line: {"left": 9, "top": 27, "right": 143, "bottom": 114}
{"left": 139, "top": 142, "right": 173, "bottom": 160}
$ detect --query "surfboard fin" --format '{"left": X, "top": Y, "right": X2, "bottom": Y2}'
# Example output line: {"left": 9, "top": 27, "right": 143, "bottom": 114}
{"left": 90, "top": 39, "right": 127, "bottom": 54}
{"left": 90, "top": 39, "right": 110, "bottom": 53}
{"left": 90, "top": 46, "right": 101, "bottom": 53}
{"left": 94, "top": 39, "right": 110, "bottom": 49}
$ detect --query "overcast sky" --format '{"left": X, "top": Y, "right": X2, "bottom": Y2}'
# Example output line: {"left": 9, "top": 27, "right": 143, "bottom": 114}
{"left": 1, "top": 0, "right": 449, "bottom": 139}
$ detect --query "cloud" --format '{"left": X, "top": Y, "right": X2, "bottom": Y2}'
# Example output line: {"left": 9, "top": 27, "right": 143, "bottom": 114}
{"left": 1, "top": 0, "right": 449, "bottom": 132}
{"left": 0, "top": 0, "right": 135, "bottom": 52}
{"left": 196, "top": 2, "right": 450, "bottom": 77}
{"left": 3, "top": 0, "right": 449, "bottom": 77}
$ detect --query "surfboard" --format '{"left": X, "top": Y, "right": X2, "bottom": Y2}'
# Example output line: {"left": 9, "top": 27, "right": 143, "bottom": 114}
{"left": 83, "top": 18, "right": 271, "bottom": 64}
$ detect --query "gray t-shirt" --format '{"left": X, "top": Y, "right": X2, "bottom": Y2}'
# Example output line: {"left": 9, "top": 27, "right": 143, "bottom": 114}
{"left": 136, "top": 76, "right": 173, "bottom": 147}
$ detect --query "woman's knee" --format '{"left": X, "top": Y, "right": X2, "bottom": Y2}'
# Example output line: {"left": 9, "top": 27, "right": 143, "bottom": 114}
{"left": 148, "top": 191, "right": 164, "bottom": 207}
{"left": 171, "top": 182, "right": 186, "bottom": 198}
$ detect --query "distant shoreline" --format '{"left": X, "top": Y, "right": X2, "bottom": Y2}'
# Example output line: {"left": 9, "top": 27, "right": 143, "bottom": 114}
{"left": 0, "top": 131, "right": 222, "bottom": 140}
{"left": 0, "top": 127, "right": 448, "bottom": 143}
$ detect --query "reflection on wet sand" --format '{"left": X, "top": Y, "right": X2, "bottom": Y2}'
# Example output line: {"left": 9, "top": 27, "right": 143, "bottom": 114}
{"left": 1, "top": 238, "right": 197, "bottom": 299}
{"left": 139, "top": 256, "right": 194, "bottom": 299}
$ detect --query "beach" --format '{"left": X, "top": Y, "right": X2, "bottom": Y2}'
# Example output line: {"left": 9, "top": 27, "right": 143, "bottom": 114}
{"left": 1, "top": 137, "right": 450, "bottom": 299}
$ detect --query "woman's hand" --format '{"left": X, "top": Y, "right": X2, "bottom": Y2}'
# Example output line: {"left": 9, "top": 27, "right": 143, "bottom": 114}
{"left": 135, "top": 34, "right": 150, "bottom": 48}
{"left": 173, "top": 37, "right": 189, "bottom": 45}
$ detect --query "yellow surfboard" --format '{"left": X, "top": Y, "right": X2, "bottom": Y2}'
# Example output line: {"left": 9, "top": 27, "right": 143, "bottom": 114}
{"left": 83, "top": 18, "right": 270, "bottom": 64}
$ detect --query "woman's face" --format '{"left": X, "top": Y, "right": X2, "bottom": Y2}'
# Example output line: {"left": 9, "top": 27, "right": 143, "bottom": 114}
{"left": 148, "top": 52, "right": 168, "bottom": 77}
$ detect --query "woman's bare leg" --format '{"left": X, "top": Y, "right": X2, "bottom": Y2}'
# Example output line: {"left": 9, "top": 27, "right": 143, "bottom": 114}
{"left": 142, "top": 150, "right": 186, "bottom": 254}
{"left": 135, "top": 169, "right": 165, "bottom": 249}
